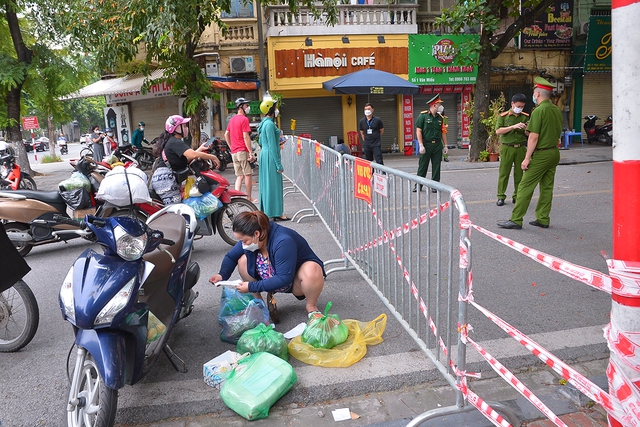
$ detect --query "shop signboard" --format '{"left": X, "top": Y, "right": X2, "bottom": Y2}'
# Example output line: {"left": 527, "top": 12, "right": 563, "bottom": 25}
{"left": 520, "top": 0, "right": 573, "bottom": 50}
{"left": 408, "top": 35, "right": 479, "bottom": 85}
{"left": 583, "top": 15, "right": 611, "bottom": 72}
{"left": 402, "top": 95, "right": 414, "bottom": 149}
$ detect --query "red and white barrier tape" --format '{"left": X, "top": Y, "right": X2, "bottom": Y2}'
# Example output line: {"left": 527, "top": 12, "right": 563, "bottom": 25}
{"left": 457, "top": 377, "right": 513, "bottom": 427}
{"left": 460, "top": 327, "right": 568, "bottom": 427}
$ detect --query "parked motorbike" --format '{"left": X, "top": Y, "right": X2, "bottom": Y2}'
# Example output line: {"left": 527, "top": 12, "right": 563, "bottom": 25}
{"left": 204, "top": 137, "right": 232, "bottom": 172}
{"left": 60, "top": 204, "right": 200, "bottom": 426}
{"left": 58, "top": 137, "right": 69, "bottom": 155}
{"left": 0, "top": 222, "right": 39, "bottom": 353}
{"left": 133, "top": 145, "right": 155, "bottom": 171}
{"left": 0, "top": 144, "right": 37, "bottom": 191}
{"left": 583, "top": 115, "right": 613, "bottom": 145}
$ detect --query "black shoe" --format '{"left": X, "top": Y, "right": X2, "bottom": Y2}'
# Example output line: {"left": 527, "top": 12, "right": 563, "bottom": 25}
{"left": 528, "top": 220, "right": 549, "bottom": 229}
{"left": 412, "top": 185, "right": 417, "bottom": 193}
{"left": 512, "top": 197, "right": 516, "bottom": 204}
{"left": 496, "top": 199, "right": 505, "bottom": 206}
{"left": 497, "top": 220, "right": 522, "bottom": 229}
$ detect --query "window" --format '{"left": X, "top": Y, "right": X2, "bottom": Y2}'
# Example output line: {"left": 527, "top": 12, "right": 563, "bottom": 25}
{"left": 221, "top": 0, "right": 254, "bottom": 18}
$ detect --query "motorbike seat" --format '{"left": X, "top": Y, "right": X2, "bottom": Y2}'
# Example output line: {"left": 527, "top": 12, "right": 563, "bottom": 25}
{"left": 141, "top": 213, "right": 186, "bottom": 297}
{"left": 9, "top": 190, "right": 67, "bottom": 213}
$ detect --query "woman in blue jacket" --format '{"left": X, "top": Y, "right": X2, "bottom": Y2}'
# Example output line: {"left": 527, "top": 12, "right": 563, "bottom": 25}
{"left": 209, "top": 211, "right": 325, "bottom": 319}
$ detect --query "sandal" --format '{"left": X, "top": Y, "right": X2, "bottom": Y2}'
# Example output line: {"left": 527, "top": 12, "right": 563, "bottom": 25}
{"left": 266, "top": 292, "right": 280, "bottom": 324}
{"left": 273, "top": 216, "right": 290, "bottom": 222}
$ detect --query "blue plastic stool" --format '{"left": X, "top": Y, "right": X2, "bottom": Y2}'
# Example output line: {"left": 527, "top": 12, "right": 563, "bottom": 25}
{"left": 563, "top": 130, "right": 583, "bottom": 149}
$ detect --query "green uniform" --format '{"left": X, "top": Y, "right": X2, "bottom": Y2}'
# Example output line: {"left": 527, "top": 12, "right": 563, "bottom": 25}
{"left": 509, "top": 99, "right": 563, "bottom": 226}
{"left": 496, "top": 110, "right": 529, "bottom": 201}
{"left": 415, "top": 110, "right": 444, "bottom": 185}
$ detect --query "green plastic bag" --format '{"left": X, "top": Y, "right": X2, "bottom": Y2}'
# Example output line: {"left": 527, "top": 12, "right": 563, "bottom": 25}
{"left": 220, "top": 352, "right": 297, "bottom": 421}
{"left": 236, "top": 324, "right": 289, "bottom": 361}
{"left": 301, "top": 301, "right": 348, "bottom": 349}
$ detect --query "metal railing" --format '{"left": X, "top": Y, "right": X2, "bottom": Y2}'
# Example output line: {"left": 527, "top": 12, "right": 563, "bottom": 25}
{"left": 279, "top": 135, "right": 517, "bottom": 424}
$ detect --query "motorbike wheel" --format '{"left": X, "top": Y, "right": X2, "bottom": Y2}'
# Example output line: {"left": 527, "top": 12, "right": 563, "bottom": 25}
{"left": 79, "top": 147, "right": 94, "bottom": 159}
{"left": 19, "top": 174, "right": 37, "bottom": 191}
{"left": 136, "top": 152, "right": 154, "bottom": 171}
{"left": 61, "top": 147, "right": 68, "bottom": 155}
{"left": 67, "top": 348, "right": 118, "bottom": 427}
{"left": 217, "top": 158, "right": 227, "bottom": 172}
{"left": 4, "top": 222, "right": 33, "bottom": 257}
{"left": 0, "top": 280, "right": 39, "bottom": 352}
{"left": 216, "top": 198, "right": 258, "bottom": 246}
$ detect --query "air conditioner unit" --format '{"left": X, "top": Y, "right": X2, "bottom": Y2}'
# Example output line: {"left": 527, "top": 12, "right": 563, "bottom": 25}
{"left": 205, "top": 62, "right": 219, "bottom": 77}
{"left": 229, "top": 56, "right": 255, "bottom": 73}
{"left": 577, "top": 21, "right": 589, "bottom": 36}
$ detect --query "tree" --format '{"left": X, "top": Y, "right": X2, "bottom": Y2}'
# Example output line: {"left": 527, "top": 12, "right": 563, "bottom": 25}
{"left": 56, "top": 0, "right": 339, "bottom": 147}
{"left": 1, "top": 0, "right": 97, "bottom": 172}
{"left": 437, "top": 0, "right": 555, "bottom": 161}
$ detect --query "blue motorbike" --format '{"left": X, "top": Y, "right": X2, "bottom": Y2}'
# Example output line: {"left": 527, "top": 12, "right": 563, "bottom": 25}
{"left": 59, "top": 204, "right": 201, "bottom": 427}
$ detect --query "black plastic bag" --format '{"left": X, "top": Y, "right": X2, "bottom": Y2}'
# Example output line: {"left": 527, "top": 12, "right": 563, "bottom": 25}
{"left": 59, "top": 188, "right": 91, "bottom": 210}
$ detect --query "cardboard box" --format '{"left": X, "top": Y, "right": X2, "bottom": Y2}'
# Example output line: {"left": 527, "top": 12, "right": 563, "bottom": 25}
{"left": 203, "top": 350, "right": 244, "bottom": 390}
{"left": 66, "top": 206, "right": 96, "bottom": 219}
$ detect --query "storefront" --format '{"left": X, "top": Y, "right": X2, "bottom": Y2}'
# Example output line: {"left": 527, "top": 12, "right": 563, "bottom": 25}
{"left": 267, "top": 34, "right": 410, "bottom": 150}
{"left": 407, "top": 34, "right": 479, "bottom": 149}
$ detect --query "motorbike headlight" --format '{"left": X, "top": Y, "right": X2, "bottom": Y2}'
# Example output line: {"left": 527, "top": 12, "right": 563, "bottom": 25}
{"left": 59, "top": 267, "right": 75, "bottom": 322}
{"left": 94, "top": 277, "right": 135, "bottom": 326}
{"left": 114, "top": 225, "right": 148, "bottom": 261}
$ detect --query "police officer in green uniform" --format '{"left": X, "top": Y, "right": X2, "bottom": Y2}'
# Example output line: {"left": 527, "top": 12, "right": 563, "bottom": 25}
{"left": 498, "top": 77, "right": 563, "bottom": 229}
{"left": 495, "top": 93, "right": 529, "bottom": 206}
{"left": 414, "top": 94, "right": 448, "bottom": 193}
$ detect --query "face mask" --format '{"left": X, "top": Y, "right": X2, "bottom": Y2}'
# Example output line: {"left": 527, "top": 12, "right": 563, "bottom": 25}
{"left": 242, "top": 236, "right": 259, "bottom": 252}
{"left": 532, "top": 94, "right": 537, "bottom": 105}
{"left": 107, "top": 132, "right": 113, "bottom": 136}
{"left": 140, "top": 127, "right": 145, "bottom": 131}
{"left": 512, "top": 106, "right": 523, "bottom": 114}
{"left": 274, "top": 109, "right": 279, "bottom": 117}
{"left": 437, "top": 105, "right": 444, "bottom": 114}
{"left": 364, "top": 110, "right": 372, "bottom": 117}
{"left": 244, "top": 106, "right": 250, "bottom": 114}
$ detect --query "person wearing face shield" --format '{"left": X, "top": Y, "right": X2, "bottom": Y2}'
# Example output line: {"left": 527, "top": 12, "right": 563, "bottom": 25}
{"left": 226, "top": 98, "right": 257, "bottom": 203}
{"left": 358, "top": 103, "right": 385, "bottom": 164}
{"left": 257, "top": 97, "right": 289, "bottom": 221}
{"left": 494, "top": 93, "right": 530, "bottom": 206}
{"left": 414, "top": 94, "right": 448, "bottom": 193}
{"left": 209, "top": 210, "right": 326, "bottom": 322}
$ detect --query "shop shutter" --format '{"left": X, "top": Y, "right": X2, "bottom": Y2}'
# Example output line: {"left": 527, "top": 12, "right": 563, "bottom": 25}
{"left": 130, "top": 97, "right": 179, "bottom": 141}
{"left": 581, "top": 74, "right": 612, "bottom": 136}
{"left": 413, "top": 94, "right": 459, "bottom": 147}
{"left": 279, "top": 97, "right": 343, "bottom": 145}
{"left": 356, "top": 94, "right": 398, "bottom": 151}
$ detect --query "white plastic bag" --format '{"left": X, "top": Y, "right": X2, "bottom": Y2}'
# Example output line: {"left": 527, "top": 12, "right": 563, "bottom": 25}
{"left": 96, "top": 166, "right": 151, "bottom": 206}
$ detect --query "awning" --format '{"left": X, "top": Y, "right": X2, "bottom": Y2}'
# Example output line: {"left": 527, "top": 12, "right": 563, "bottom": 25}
{"left": 63, "top": 69, "right": 170, "bottom": 100}
{"left": 208, "top": 76, "right": 260, "bottom": 90}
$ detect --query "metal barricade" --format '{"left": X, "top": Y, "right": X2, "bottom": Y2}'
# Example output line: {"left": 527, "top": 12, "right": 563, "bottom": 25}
{"left": 278, "top": 137, "right": 516, "bottom": 425}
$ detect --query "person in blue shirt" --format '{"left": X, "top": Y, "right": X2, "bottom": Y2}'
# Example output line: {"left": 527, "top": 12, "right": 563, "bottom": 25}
{"left": 209, "top": 210, "right": 325, "bottom": 320}
{"left": 131, "top": 121, "right": 147, "bottom": 148}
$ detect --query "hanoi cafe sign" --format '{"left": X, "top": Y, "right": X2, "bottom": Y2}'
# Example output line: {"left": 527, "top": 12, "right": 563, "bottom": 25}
{"left": 274, "top": 46, "right": 408, "bottom": 78}
{"left": 408, "top": 35, "right": 479, "bottom": 85}
{"left": 520, "top": 0, "right": 573, "bottom": 50}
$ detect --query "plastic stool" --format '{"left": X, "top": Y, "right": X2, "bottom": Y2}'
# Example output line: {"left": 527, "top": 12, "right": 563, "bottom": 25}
{"left": 563, "top": 131, "right": 583, "bottom": 149}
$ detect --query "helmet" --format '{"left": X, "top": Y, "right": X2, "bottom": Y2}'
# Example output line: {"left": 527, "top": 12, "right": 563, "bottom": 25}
{"left": 235, "top": 97, "right": 250, "bottom": 108}
{"left": 165, "top": 115, "right": 191, "bottom": 134}
{"left": 138, "top": 121, "right": 145, "bottom": 127}
{"left": 260, "top": 99, "right": 276, "bottom": 115}
{"left": 105, "top": 128, "right": 112, "bottom": 133}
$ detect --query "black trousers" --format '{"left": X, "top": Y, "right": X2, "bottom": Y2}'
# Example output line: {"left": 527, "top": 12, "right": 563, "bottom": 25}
{"left": 363, "top": 145, "right": 384, "bottom": 165}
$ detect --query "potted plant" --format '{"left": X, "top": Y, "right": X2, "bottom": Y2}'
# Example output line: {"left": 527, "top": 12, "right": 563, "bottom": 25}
{"left": 479, "top": 150, "right": 489, "bottom": 162}
{"left": 480, "top": 92, "right": 506, "bottom": 162}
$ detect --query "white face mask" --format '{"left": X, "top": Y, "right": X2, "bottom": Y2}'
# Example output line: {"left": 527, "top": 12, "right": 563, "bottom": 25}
{"left": 242, "top": 235, "right": 259, "bottom": 252}
{"left": 107, "top": 132, "right": 113, "bottom": 137}
{"left": 140, "top": 127, "right": 145, "bottom": 131}
{"left": 274, "top": 109, "right": 279, "bottom": 117}
{"left": 512, "top": 106, "right": 523, "bottom": 114}
{"left": 437, "top": 105, "right": 444, "bottom": 114}
{"left": 532, "top": 94, "right": 538, "bottom": 105}
{"left": 364, "top": 110, "right": 373, "bottom": 117}
{"left": 244, "top": 106, "right": 250, "bottom": 114}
